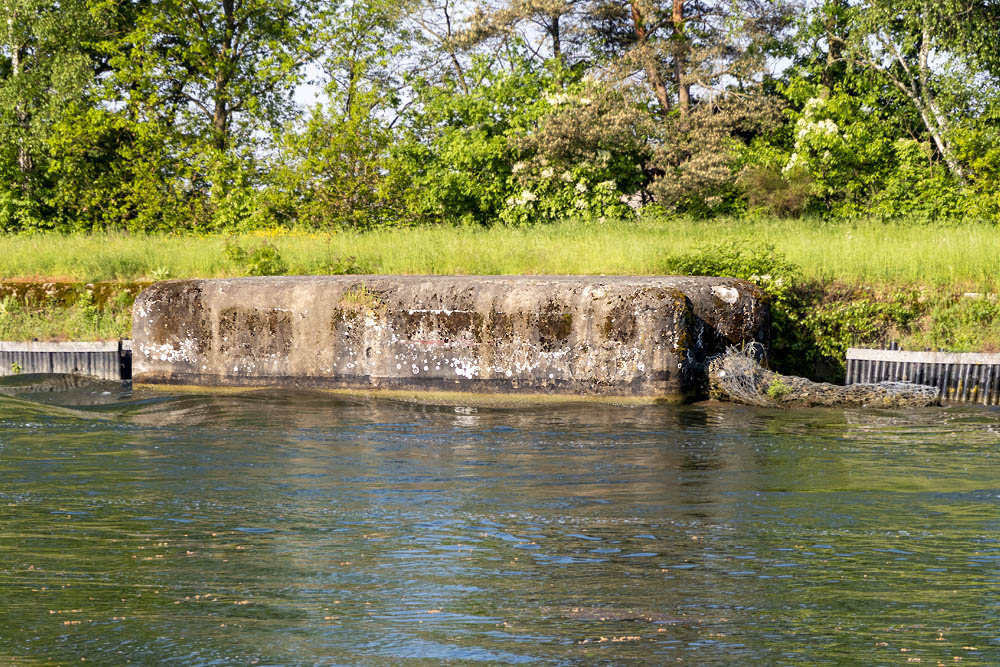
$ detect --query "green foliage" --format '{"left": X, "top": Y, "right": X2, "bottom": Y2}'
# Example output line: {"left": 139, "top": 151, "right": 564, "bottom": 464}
{"left": 10, "top": 360, "right": 21, "bottom": 375}
{"left": 223, "top": 238, "right": 288, "bottom": 276}
{"left": 318, "top": 255, "right": 369, "bottom": 275}
{"left": 0, "top": 0, "right": 104, "bottom": 232}
{"left": 271, "top": 106, "right": 402, "bottom": 229}
{"left": 0, "top": 287, "right": 131, "bottom": 341}
{"left": 662, "top": 240, "right": 800, "bottom": 285}
{"left": 392, "top": 52, "right": 561, "bottom": 226}
{"left": 906, "top": 296, "right": 1000, "bottom": 352}
{"left": 339, "top": 284, "right": 383, "bottom": 311}
{"left": 0, "top": 0, "right": 995, "bottom": 231}
{"left": 803, "top": 289, "right": 923, "bottom": 361}
{"left": 150, "top": 266, "right": 171, "bottom": 281}
{"left": 766, "top": 377, "right": 792, "bottom": 399}
{"left": 76, "top": 291, "right": 99, "bottom": 325}
{"left": 737, "top": 166, "right": 812, "bottom": 217}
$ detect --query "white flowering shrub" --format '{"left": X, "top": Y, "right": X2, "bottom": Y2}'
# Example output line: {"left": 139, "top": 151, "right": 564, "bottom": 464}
{"left": 500, "top": 160, "right": 632, "bottom": 226}
{"left": 741, "top": 77, "right": 919, "bottom": 216}
{"left": 782, "top": 96, "right": 850, "bottom": 199}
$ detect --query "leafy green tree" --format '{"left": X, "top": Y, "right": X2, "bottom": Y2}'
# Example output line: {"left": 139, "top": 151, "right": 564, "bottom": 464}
{"left": 270, "top": 104, "right": 404, "bottom": 229}
{"left": 66, "top": 0, "right": 313, "bottom": 232}
{"left": 264, "top": 0, "right": 415, "bottom": 229}
{"left": 0, "top": 0, "right": 103, "bottom": 230}
{"left": 830, "top": 0, "right": 999, "bottom": 183}
{"left": 392, "top": 52, "right": 558, "bottom": 225}
{"left": 101, "top": 0, "right": 311, "bottom": 151}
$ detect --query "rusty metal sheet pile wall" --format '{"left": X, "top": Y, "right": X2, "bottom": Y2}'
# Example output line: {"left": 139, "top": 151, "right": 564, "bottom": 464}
{"left": 846, "top": 348, "right": 1000, "bottom": 404}
{"left": 0, "top": 341, "right": 130, "bottom": 381}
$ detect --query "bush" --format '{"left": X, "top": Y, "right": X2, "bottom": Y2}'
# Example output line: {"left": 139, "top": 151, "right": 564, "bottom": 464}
{"left": 737, "top": 166, "right": 813, "bottom": 217}
{"left": 223, "top": 238, "right": 288, "bottom": 276}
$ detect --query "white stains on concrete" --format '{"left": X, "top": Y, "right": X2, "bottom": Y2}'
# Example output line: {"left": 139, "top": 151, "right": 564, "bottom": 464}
{"left": 406, "top": 308, "right": 474, "bottom": 316}
{"left": 139, "top": 339, "right": 198, "bottom": 364}
{"left": 452, "top": 357, "right": 480, "bottom": 379}
{"left": 711, "top": 285, "right": 740, "bottom": 304}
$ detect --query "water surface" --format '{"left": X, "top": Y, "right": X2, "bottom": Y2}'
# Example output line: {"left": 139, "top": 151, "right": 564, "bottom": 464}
{"left": 1, "top": 386, "right": 999, "bottom": 664}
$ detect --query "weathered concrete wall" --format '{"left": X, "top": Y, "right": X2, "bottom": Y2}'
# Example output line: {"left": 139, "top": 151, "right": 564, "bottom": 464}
{"left": 132, "top": 276, "right": 768, "bottom": 400}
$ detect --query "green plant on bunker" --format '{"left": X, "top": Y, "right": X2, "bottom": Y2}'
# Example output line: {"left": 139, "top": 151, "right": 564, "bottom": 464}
{"left": 339, "top": 285, "right": 384, "bottom": 311}
{"left": 766, "top": 377, "right": 793, "bottom": 400}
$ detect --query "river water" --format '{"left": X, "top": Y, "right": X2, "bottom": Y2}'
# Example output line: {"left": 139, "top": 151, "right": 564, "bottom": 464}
{"left": 1, "top": 382, "right": 999, "bottom": 665}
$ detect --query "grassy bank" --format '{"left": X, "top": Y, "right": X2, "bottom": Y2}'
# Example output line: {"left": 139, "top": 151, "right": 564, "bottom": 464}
{"left": 2, "top": 217, "right": 998, "bottom": 380}
{"left": 0, "top": 292, "right": 132, "bottom": 342}
{"left": 1, "top": 218, "right": 998, "bottom": 290}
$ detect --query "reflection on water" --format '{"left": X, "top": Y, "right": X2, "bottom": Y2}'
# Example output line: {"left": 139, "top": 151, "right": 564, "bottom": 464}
{"left": 1, "top": 386, "right": 999, "bottom": 665}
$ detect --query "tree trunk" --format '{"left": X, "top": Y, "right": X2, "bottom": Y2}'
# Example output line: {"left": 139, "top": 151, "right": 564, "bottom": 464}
{"left": 630, "top": 1, "right": 672, "bottom": 114}
{"left": 213, "top": 90, "right": 228, "bottom": 151}
{"left": 7, "top": 13, "right": 32, "bottom": 174}
{"left": 551, "top": 14, "right": 561, "bottom": 60}
{"left": 672, "top": 0, "right": 689, "bottom": 115}
{"left": 213, "top": 0, "right": 235, "bottom": 151}
{"left": 916, "top": 14, "right": 965, "bottom": 183}
{"left": 823, "top": 0, "right": 845, "bottom": 89}
{"left": 441, "top": 0, "right": 468, "bottom": 93}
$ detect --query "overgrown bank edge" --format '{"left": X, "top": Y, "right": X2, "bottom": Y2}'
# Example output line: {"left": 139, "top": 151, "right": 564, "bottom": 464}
{"left": 4, "top": 241, "right": 998, "bottom": 383}
{"left": 665, "top": 243, "right": 1000, "bottom": 380}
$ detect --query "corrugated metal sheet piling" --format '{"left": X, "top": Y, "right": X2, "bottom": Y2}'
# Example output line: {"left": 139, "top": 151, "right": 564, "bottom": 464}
{"left": 0, "top": 341, "right": 131, "bottom": 381}
{"left": 846, "top": 347, "right": 1000, "bottom": 405}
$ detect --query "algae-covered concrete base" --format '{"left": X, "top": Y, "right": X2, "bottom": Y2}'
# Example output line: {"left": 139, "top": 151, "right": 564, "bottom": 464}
{"left": 132, "top": 276, "right": 768, "bottom": 400}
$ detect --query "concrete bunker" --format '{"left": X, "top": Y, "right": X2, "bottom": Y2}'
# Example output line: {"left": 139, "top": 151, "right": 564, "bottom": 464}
{"left": 132, "top": 275, "right": 769, "bottom": 400}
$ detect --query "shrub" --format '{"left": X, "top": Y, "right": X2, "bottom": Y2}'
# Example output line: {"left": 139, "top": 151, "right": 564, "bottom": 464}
{"left": 223, "top": 238, "right": 288, "bottom": 276}
{"left": 737, "top": 166, "right": 813, "bottom": 217}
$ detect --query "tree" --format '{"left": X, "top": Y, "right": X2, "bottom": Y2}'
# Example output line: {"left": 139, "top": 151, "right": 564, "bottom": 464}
{"left": 458, "top": 0, "right": 591, "bottom": 66}
{"left": 392, "top": 52, "right": 558, "bottom": 225}
{"left": 0, "top": 0, "right": 102, "bottom": 229}
{"left": 831, "top": 0, "right": 1000, "bottom": 183}
{"left": 263, "top": 0, "right": 416, "bottom": 229}
{"left": 586, "top": 0, "right": 792, "bottom": 116}
{"left": 103, "top": 0, "right": 311, "bottom": 152}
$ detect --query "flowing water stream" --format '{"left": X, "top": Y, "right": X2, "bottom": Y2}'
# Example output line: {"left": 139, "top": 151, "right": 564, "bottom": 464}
{"left": 1, "top": 381, "right": 999, "bottom": 665}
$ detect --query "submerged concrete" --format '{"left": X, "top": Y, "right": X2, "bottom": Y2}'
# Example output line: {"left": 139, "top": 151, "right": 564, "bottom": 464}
{"left": 132, "top": 275, "right": 768, "bottom": 400}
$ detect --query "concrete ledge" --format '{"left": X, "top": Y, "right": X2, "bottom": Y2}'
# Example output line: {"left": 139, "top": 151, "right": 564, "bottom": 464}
{"left": 132, "top": 276, "right": 769, "bottom": 400}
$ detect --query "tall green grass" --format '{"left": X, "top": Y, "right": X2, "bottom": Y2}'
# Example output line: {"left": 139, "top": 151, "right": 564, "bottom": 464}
{"left": 1, "top": 218, "right": 998, "bottom": 289}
